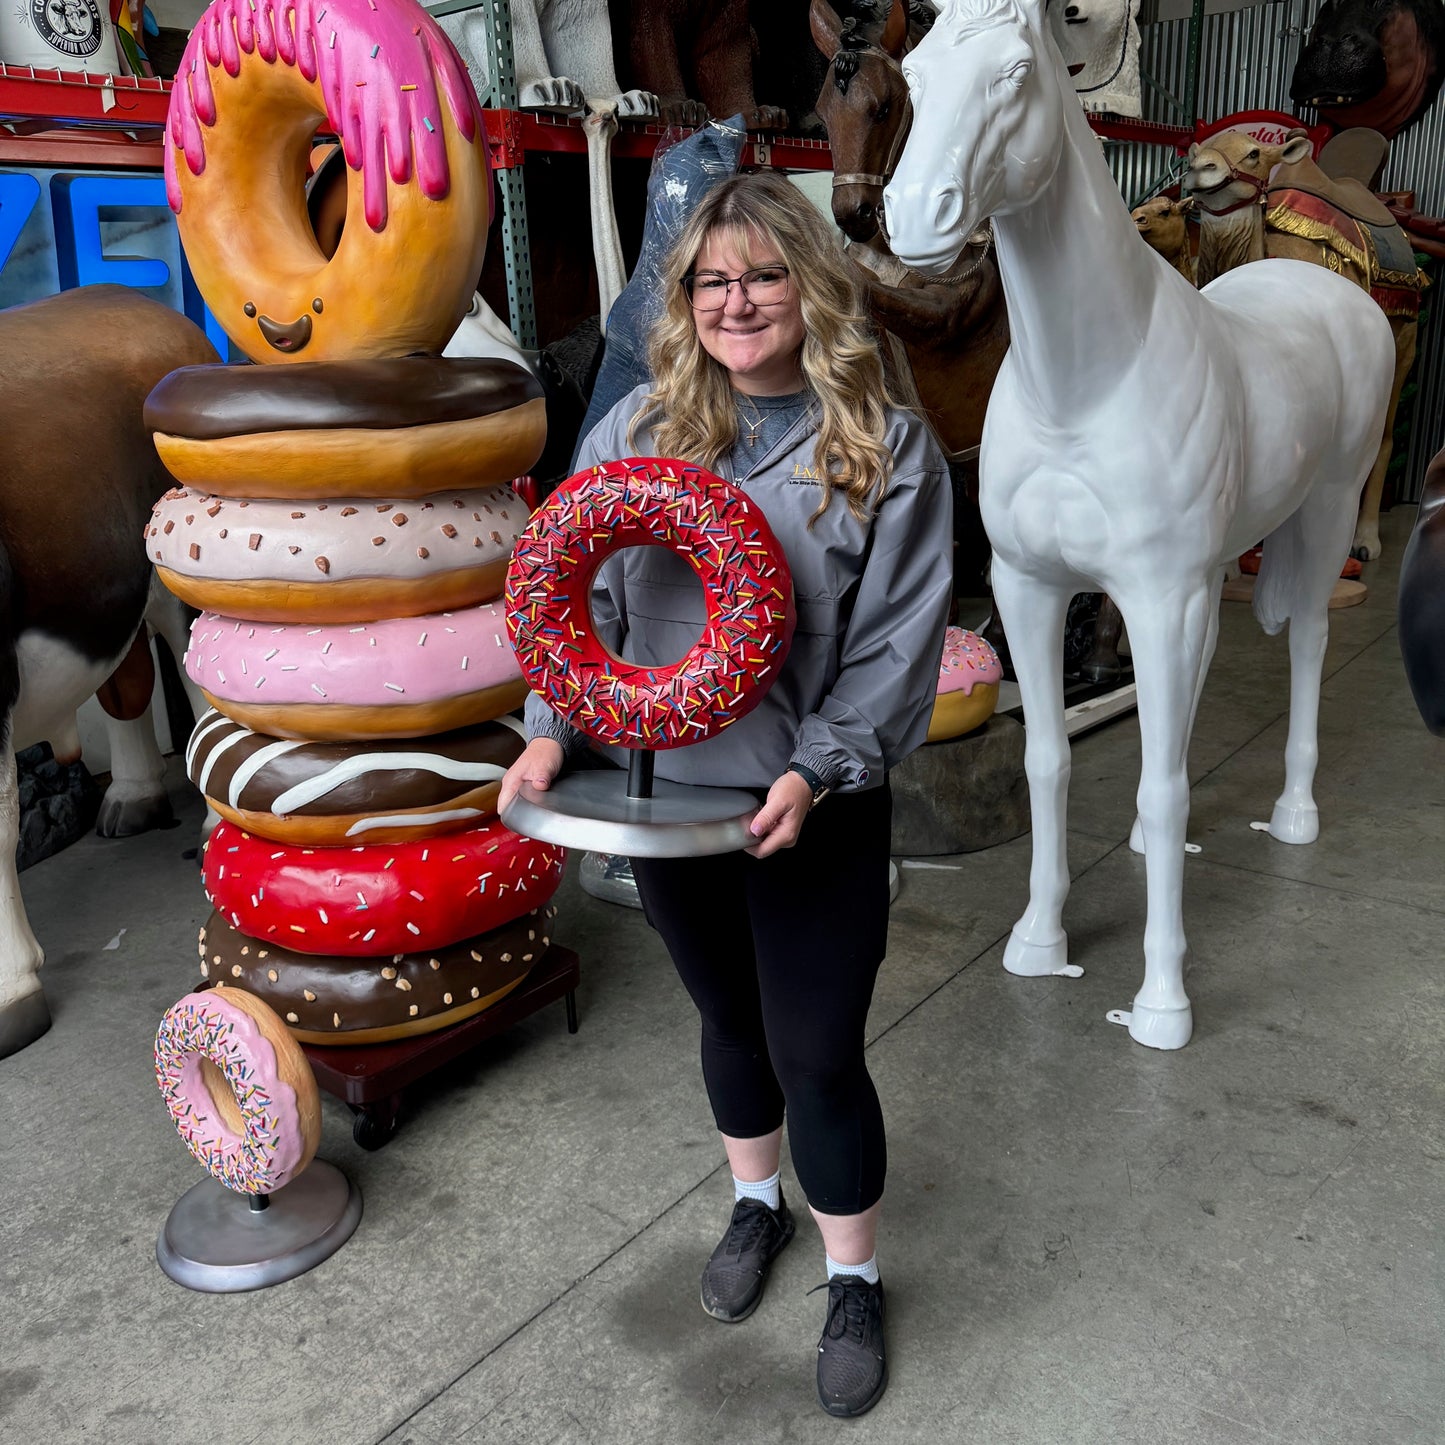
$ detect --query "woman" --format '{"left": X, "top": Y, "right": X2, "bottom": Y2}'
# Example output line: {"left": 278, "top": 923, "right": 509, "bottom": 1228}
{"left": 499, "top": 172, "right": 952, "bottom": 1418}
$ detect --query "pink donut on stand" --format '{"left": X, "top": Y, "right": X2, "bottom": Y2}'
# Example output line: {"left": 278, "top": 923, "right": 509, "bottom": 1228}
{"left": 154, "top": 986, "right": 321, "bottom": 1194}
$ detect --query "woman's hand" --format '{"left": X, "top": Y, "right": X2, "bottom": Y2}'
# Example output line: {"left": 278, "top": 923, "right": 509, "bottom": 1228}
{"left": 497, "top": 737, "right": 566, "bottom": 816}
{"left": 744, "top": 770, "right": 815, "bottom": 859}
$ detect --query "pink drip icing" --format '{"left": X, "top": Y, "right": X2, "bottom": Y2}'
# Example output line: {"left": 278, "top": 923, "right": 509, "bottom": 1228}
{"left": 165, "top": 0, "right": 484, "bottom": 232}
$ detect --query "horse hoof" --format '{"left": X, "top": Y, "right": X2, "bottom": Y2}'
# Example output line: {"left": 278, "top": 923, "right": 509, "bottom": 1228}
{"left": 95, "top": 787, "right": 175, "bottom": 839}
{"left": 1004, "top": 930, "right": 1079, "bottom": 978}
{"left": 1268, "top": 800, "right": 1319, "bottom": 846}
{"left": 1108, "top": 1000, "right": 1193, "bottom": 1050}
{"left": 0, "top": 987, "right": 52, "bottom": 1060}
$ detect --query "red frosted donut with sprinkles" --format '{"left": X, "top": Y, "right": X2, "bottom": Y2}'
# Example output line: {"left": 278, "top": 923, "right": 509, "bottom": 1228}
{"left": 506, "top": 458, "right": 796, "bottom": 749}
{"left": 154, "top": 986, "right": 322, "bottom": 1194}
{"left": 203, "top": 818, "right": 564, "bottom": 956}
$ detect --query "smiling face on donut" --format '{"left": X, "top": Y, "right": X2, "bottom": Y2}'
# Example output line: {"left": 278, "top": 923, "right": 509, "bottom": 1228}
{"left": 166, "top": 0, "right": 490, "bottom": 363}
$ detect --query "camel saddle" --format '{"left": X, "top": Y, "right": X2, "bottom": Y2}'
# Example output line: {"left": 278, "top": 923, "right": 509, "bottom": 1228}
{"left": 1267, "top": 156, "right": 1425, "bottom": 319}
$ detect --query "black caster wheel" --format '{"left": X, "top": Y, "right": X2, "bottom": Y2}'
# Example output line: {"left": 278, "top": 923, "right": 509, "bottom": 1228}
{"left": 351, "top": 1107, "right": 399, "bottom": 1151}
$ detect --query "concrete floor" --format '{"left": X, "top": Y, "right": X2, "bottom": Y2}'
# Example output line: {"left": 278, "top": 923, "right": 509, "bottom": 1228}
{"left": 1, "top": 507, "right": 1441, "bottom": 1445}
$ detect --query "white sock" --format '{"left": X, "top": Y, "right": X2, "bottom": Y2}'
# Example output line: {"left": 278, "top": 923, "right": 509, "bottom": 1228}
{"left": 733, "top": 1169, "right": 781, "bottom": 1211}
{"left": 827, "top": 1252, "right": 880, "bottom": 1285}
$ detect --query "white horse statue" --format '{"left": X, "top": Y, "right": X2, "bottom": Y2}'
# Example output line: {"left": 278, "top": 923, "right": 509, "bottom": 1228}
{"left": 883, "top": 0, "right": 1395, "bottom": 1048}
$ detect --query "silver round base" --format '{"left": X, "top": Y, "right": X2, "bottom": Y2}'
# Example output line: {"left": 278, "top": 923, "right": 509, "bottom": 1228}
{"left": 500, "top": 772, "right": 759, "bottom": 857}
{"left": 156, "top": 1160, "right": 362, "bottom": 1293}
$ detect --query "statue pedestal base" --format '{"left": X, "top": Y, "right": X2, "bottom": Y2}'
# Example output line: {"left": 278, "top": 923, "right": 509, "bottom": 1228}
{"left": 501, "top": 772, "right": 759, "bottom": 857}
{"left": 890, "top": 714, "right": 1029, "bottom": 856}
{"left": 156, "top": 1161, "right": 362, "bottom": 1293}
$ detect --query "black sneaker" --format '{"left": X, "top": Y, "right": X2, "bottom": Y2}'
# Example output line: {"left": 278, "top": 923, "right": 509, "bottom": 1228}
{"left": 815, "top": 1274, "right": 887, "bottom": 1417}
{"left": 699, "top": 1194, "right": 796, "bottom": 1322}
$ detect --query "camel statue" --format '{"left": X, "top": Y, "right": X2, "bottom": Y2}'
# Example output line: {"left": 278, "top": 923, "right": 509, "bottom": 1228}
{"left": 1186, "top": 127, "right": 1425, "bottom": 562}
{"left": 1131, "top": 194, "right": 1196, "bottom": 283}
{"left": 0, "top": 285, "right": 218, "bottom": 1059}
{"left": 883, "top": 0, "right": 1395, "bottom": 1049}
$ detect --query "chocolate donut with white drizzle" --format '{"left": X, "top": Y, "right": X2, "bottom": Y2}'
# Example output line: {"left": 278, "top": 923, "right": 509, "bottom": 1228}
{"left": 187, "top": 708, "right": 527, "bottom": 844}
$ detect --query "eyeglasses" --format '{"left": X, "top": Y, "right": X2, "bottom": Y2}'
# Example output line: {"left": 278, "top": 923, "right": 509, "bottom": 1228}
{"left": 681, "top": 265, "right": 791, "bottom": 310}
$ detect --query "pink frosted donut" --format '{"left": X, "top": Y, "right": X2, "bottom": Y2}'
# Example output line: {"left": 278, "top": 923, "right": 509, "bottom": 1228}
{"left": 927, "top": 627, "right": 1002, "bottom": 742}
{"left": 202, "top": 818, "right": 565, "bottom": 956}
{"left": 154, "top": 987, "right": 321, "bottom": 1194}
{"left": 185, "top": 602, "right": 527, "bottom": 740}
{"left": 149, "top": 484, "right": 524, "bottom": 624}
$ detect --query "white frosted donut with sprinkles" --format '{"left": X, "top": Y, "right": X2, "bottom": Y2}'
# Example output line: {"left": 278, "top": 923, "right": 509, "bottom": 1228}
{"left": 149, "top": 483, "right": 524, "bottom": 624}
{"left": 185, "top": 602, "right": 527, "bottom": 741}
{"left": 203, "top": 817, "right": 565, "bottom": 956}
{"left": 506, "top": 457, "right": 796, "bottom": 749}
{"left": 154, "top": 987, "right": 321, "bottom": 1194}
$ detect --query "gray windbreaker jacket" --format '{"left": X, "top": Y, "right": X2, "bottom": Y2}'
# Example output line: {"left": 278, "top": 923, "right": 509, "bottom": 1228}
{"left": 524, "top": 384, "right": 953, "bottom": 793}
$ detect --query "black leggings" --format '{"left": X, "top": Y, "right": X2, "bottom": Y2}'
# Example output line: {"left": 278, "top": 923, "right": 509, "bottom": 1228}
{"left": 631, "top": 783, "right": 892, "bottom": 1215}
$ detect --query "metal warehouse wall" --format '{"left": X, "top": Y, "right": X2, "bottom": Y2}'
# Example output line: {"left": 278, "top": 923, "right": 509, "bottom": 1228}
{"left": 1103, "top": 0, "right": 1445, "bottom": 501}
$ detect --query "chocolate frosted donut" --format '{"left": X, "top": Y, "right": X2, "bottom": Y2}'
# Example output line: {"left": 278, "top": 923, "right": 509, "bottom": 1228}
{"left": 199, "top": 905, "right": 556, "bottom": 1046}
{"left": 150, "top": 484, "right": 525, "bottom": 624}
{"left": 187, "top": 708, "right": 527, "bottom": 844}
{"left": 147, "top": 357, "right": 547, "bottom": 499}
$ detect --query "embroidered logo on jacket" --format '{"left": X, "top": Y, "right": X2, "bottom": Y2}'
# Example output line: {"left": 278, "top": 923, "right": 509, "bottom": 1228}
{"left": 789, "top": 463, "right": 823, "bottom": 485}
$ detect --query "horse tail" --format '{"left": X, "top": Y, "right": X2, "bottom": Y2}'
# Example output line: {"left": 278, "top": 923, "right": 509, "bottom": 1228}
{"left": 1252, "top": 516, "right": 1300, "bottom": 637}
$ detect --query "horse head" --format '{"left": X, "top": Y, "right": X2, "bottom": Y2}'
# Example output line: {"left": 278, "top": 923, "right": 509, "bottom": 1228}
{"left": 884, "top": 0, "right": 1069, "bottom": 274}
{"left": 811, "top": 0, "right": 913, "bottom": 242}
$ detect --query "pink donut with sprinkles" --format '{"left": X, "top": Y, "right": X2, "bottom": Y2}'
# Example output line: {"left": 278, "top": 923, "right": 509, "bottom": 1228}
{"left": 203, "top": 818, "right": 565, "bottom": 956}
{"left": 154, "top": 987, "right": 321, "bottom": 1194}
{"left": 505, "top": 458, "right": 796, "bottom": 749}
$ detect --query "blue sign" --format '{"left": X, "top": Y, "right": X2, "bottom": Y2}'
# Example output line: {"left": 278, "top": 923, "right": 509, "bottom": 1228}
{"left": 1, "top": 167, "right": 231, "bottom": 355}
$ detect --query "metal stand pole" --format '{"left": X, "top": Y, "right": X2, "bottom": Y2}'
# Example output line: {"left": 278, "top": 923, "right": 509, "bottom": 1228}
{"left": 626, "top": 749, "right": 655, "bottom": 800}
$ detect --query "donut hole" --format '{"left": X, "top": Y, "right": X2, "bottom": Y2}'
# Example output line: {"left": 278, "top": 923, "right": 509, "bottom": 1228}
{"left": 199, "top": 1057, "right": 248, "bottom": 1138}
{"left": 596, "top": 547, "right": 707, "bottom": 666}
{"left": 305, "top": 141, "right": 348, "bottom": 261}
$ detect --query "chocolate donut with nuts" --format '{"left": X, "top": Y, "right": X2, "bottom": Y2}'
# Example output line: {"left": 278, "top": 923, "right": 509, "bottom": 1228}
{"left": 199, "top": 905, "right": 556, "bottom": 1045}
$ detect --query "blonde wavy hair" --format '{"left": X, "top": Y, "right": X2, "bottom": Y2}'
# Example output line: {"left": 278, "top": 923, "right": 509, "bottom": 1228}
{"left": 626, "top": 172, "right": 897, "bottom": 523}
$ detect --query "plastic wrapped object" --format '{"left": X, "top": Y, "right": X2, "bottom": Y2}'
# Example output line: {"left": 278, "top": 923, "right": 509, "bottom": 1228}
{"left": 572, "top": 116, "right": 747, "bottom": 463}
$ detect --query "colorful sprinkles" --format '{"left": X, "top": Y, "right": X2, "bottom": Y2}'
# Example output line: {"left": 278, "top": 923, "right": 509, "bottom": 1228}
{"left": 154, "top": 990, "right": 306, "bottom": 1194}
{"left": 504, "top": 458, "right": 796, "bottom": 750}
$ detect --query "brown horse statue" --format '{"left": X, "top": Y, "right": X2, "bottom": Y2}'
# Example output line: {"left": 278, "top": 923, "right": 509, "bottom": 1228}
{"left": 0, "top": 285, "right": 217, "bottom": 1059}
{"left": 1186, "top": 127, "right": 1425, "bottom": 561}
{"left": 811, "top": 0, "right": 1124, "bottom": 683}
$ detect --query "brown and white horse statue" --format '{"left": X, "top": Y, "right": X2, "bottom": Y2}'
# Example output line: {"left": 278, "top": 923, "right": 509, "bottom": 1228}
{"left": 0, "top": 284, "right": 216, "bottom": 1059}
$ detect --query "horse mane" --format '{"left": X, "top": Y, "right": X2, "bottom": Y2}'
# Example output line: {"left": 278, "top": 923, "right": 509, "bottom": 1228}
{"left": 831, "top": 19, "right": 872, "bottom": 92}
{"left": 947, "top": 0, "right": 1022, "bottom": 39}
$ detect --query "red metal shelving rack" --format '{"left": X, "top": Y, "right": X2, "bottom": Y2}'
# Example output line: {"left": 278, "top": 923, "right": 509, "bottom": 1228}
{"left": 0, "top": 64, "right": 169, "bottom": 168}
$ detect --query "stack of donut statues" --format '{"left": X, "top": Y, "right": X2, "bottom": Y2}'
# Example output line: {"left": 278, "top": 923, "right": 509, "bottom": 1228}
{"left": 145, "top": 0, "right": 566, "bottom": 1048}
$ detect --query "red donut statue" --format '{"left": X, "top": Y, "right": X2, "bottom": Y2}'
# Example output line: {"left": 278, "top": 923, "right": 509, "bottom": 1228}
{"left": 505, "top": 458, "right": 796, "bottom": 750}
{"left": 203, "top": 819, "right": 564, "bottom": 956}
